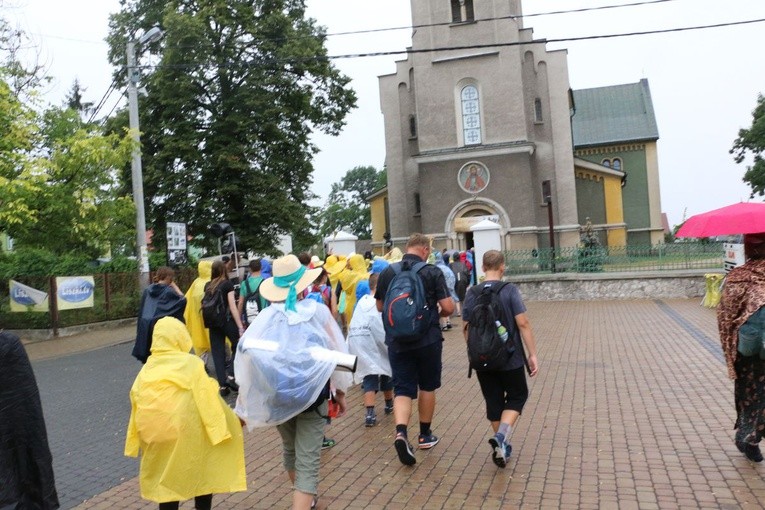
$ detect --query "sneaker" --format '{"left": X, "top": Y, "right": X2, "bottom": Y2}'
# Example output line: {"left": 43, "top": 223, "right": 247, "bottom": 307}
{"left": 446, "top": 322, "right": 453, "bottom": 330}
{"left": 394, "top": 434, "right": 416, "bottom": 466}
{"left": 321, "top": 437, "right": 336, "bottom": 450}
{"left": 488, "top": 435, "right": 509, "bottom": 468}
{"left": 417, "top": 433, "right": 440, "bottom": 450}
{"left": 384, "top": 403, "right": 394, "bottom": 415}
{"left": 219, "top": 386, "right": 230, "bottom": 397}
{"left": 365, "top": 414, "right": 377, "bottom": 427}
{"left": 440, "top": 324, "right": 449, "bottom": 331}
{"left": 226, "top": 376, "right": 239, "bottom": 392}
{"left": 736, "top": 440, "right": 764, "bottom": 462}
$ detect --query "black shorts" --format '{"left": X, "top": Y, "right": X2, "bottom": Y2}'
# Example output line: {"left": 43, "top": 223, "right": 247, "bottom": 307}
{"left": 475, "top": 367, "right": 528, "bottom": 421}
{"left": 388, "top": 341, "right": 443, "bottom": 399}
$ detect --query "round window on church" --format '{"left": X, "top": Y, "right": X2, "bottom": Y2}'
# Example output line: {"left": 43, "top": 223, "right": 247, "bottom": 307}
{"left": 457, "top": 161, "right": 490, "bottom": 194}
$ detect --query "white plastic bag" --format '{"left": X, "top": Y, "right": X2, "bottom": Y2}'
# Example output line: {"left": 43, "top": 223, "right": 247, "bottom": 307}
{"left": 234, "top": 300, "right": 352, "bottom": 429}
{"left": 347, "top": 294, "right": 392, "bottom": 384}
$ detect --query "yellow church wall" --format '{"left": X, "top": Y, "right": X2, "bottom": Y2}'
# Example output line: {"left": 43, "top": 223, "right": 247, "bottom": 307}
{"left": 603, "top": 174, "right": 627, "bottom": 247}
{"left": 369, "top": 190, "right": 388, "bottom": 254}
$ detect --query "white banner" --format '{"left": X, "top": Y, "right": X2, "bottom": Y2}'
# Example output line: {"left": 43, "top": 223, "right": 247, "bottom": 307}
{"left": 56, "top": 276, "right": 95, "bottom": 310}
{"left": 9, "top": 279, "right": 48, "bottom": 312}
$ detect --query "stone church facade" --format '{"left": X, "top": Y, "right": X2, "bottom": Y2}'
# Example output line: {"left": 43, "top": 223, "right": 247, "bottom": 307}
{"left": 369, "top": 0, "right": 663, "bottom": 253}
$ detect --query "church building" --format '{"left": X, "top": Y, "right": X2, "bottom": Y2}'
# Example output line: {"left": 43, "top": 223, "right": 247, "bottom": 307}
{"left": 369, "top": 0, "right": 664, "bottom": 253}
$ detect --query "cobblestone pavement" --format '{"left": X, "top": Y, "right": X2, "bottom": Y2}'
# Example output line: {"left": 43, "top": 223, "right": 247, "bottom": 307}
{"left": 30, "top": 299, "right": 765, "bottom": 509}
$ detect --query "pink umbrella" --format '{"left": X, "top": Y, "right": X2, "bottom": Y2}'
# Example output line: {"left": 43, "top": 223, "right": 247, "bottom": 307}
{"left": 675, "top": 202, "right": 765, "bottom": 238}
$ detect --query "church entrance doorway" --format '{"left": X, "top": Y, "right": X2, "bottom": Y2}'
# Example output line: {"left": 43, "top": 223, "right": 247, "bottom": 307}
{"left": 465, "top": 232, "right": 474, "bottom": 250}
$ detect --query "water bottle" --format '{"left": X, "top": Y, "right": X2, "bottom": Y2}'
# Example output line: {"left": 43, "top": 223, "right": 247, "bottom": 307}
{"left": 495, "top": 320, "right": 509, "bottom": 342}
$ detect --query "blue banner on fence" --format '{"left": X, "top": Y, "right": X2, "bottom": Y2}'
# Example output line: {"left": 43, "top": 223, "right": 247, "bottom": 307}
{"left": 56, "top": 276, "right": 95, "bottom": 310}
{"left": 9, "top": 280, "right": 48, "bottom": 312}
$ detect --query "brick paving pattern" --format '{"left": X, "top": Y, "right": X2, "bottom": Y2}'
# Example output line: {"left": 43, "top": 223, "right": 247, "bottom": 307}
{"left": 39, "top": 299, "right": 765, "bottom": 509}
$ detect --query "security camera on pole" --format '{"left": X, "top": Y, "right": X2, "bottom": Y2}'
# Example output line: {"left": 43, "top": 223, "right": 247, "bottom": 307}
{"left": 127, "top": 26, "right": 163, "bottom": 290}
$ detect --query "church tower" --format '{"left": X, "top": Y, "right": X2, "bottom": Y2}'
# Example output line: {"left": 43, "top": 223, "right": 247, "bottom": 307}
{"left": 378, "top": 0, "right": 581, "bottom": 251}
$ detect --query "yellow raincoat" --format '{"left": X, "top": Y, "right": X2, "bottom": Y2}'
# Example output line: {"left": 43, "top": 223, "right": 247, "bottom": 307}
{"left": 338, "top": 254, "right": 369, "bottom": 325}
{"left": 325, "top": 255, "right": 346, "bottom": 290}
{"left": 184, "top": 260, "right": 212, "bottom": 355}
{"left": 125, "top": 317, "right": 246, "bottom": 503}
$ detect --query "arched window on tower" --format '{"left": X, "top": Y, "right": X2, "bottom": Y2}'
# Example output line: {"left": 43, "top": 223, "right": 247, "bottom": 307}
{"left": 461, "top": 85, "right": 481, "bottom": 145}
{"left": 612, "top": 158, "right": 622, "bottom": 171}
{"left": 451, "top": 0, "right": 474, "bottom": 23}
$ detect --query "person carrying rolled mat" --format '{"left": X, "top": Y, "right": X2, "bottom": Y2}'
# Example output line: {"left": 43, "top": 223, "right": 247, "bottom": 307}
{"left": 235, "top": 254, "right": 352, "bottom": 510}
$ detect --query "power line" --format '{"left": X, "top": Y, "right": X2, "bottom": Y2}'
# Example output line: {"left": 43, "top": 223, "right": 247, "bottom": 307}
{"left": 86, "top": 76, "right": 119, "bottom": 124}
{"left": 328, "top": 16, "right": 765, "bottom": 60}
{"left": 326, "top": 0, "right": 677, "bottom": 38}
{"left": 99, "top": 92, "right": 124, "bottom": 126}
{"left": 26, "top": 0, "right": 680, "bottom": 48}
{"left": 28, "top": 32, "right": 106, "bottom": 44}
{"left": 132, "top": 16, "right": 765, "bottom": 70}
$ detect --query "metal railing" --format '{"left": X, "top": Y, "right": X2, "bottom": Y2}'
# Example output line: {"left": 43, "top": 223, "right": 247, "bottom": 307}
{"left": 504, "top": 242, "right": 724, "bottom": 276}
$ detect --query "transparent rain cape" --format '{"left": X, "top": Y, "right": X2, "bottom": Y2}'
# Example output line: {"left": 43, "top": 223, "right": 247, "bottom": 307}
{"left": 347, "top": 294, "right": 392, "bottom": 383}
{"left": 234, "top": 300, "right": 352, "bottom": 429}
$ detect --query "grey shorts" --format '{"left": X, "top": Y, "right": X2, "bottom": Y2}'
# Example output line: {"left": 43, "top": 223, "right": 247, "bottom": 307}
{"left": 276, "top": 401, "right": 327, "bottom": 495}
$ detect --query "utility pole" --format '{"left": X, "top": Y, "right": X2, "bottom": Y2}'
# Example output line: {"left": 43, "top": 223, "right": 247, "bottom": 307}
{"left": 126, "top": 27, "right": 163, "bottom": 290}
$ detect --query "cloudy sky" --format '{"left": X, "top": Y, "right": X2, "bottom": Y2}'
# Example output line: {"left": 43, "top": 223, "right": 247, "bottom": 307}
{"left": 7, "top": 0, "right": 765, "bottom": 228}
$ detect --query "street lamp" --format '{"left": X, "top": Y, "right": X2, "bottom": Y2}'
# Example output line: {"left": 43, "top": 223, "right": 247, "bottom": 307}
{"left": 127, "top": 26, "right": 163, "bottom": 290}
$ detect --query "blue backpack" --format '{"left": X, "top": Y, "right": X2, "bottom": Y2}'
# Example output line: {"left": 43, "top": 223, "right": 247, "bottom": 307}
{"left": 382, "top": 261, "right": 431, "bottom": 342}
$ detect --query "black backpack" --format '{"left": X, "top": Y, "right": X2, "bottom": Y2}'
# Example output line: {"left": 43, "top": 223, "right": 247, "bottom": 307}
{"left": 466, "top": 281, "right": 515, "bottom": 375}
{"left": 201, "top": 284, "right": 227, "bottom": 329}
{"left": 382, "top": 261, "right": 431, "bottom": 342}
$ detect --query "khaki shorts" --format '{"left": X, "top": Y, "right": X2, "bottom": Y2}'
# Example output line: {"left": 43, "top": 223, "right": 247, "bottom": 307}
{"left": 276, "top": 401, "right": 327, "bottom": 495}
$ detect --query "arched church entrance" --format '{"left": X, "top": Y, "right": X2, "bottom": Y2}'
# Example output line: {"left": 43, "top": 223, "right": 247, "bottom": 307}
{"left": 457, "top": 208, "right": 493, "bottom": 250}
{"left": 445, "top": 198, "right": 511, "bottom": 251}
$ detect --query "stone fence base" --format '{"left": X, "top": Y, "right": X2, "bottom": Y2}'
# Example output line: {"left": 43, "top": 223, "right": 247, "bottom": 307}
{"left": 507, "top": 269, "right": 719, "bottom": 301}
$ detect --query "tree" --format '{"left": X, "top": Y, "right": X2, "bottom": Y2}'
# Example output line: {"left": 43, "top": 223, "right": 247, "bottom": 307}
{"left": 0, "top": 16, "right": 48, "bottom": 99}
{"left": 0, "top": 71, "right": 135, "bottom": 257}
{"left": 0, "top": 104, "right": 136, "bottom": 258}
{"left": 0, "top": 14, "right": 134, "bottom": 258}
{"left": 106, "top": 0, "right": 357, "bottom": 255}
{"left": 0, "top": 77, "right": 41, "bottom": 230}
{"left": 318, "top": 165, "right": 385, "bottom": 238}
{"left": 731, "top": 94, "right": 765, "bottom": 197}
{"left": 64, "top": 79, "right": 94, "bottom": 119}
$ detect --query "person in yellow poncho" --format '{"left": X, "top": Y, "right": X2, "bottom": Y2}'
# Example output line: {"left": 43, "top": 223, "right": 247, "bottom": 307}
{"left": 184, "top": 260, "right": 212, "bottom": 358}
{"left": 337, "top": 253, "right": 370, "bottom": 326}
{"left": 324, "top": 254, "right": 346, "bottom": 322}
{"left": 125, "top": 317, "right": 246, "bottom": 509}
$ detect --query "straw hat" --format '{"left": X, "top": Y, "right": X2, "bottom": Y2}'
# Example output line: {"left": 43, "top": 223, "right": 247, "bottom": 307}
{"left": 309, "top": 255, "right": 324, "bottom": 268}
{"left": 259, "top": 254, "right": 323, "bottom": 303}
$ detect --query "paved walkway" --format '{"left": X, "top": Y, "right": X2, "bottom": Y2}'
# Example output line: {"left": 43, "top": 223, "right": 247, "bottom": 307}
{"left": 30, "top": 299, "right": 765, "bottom": 509}
{"left": 24, "top": 323, "right": 137, "bottom": 362}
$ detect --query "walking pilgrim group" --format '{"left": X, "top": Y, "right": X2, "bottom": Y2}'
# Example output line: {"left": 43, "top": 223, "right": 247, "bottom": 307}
{"left": 113, "top": 236, "right": 541, "bottom": 509}
{"left": 8, "top": 231, "right": 765, "bottom": 510}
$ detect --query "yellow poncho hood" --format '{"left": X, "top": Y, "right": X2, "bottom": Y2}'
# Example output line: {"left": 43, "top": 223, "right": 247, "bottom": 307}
{"left": 125, "top": 317, "right": 246, "bottom": 502}
{"left": 338, "top": 254, "right": 369, "bottom": 325}
{"left": 184, "top": 260, "right": 212, "bottom": 355}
